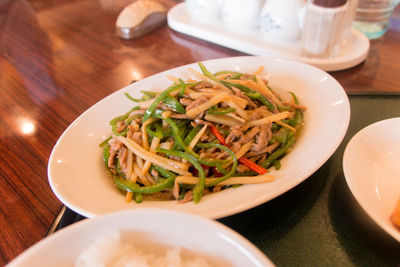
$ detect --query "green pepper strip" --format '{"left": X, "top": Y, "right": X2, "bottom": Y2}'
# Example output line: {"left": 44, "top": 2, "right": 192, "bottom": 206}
{"left": 140, "top": 90, "right": 158, "bottom": 101}
{"left": 103, "top": 145, "right": 110, "bottom": 168}
{"left": 114, "top": 174, "right": 175, "bottom": 194}
{"left": 222, "top": 81, "right": 276, "bottom": 112}
{"left": 215, "top": 164, "right": 229, "bottom": 175}
{"left": 198, "top": 62, "right": 276, "bottom": 112}
{"left": 277, "top": 105, "right": 293, "bottom": 112}
{"left": 207, "top": 106, "right": 235, "bottom": 115}
{"left": 155, "top": 148, "right": 205, "bottom": 203}
{"left": 156, "top": 117, "right": 232, "bottom": 166}
{"left": 196, "top": 143, "right": 238, "bottom": 187}
{"left": 109, "top": 106, "right": 139, "bottom": 125}
{"left": 171, "top": 120, "right": 189, "bottom": 150}
{"left": 198, "top": 157, "right": 231, "bottom": 167}
{"left": 198, "top": 62, "right": 219, "bottom": 82}
{"left": 112, "top": 124, "right": 128, "bottom": 136}
{"left": 115, "top": 166, "right": 176, "bottom": 202}
{"left": 154, "top": 117, "right": 188, "bottom": 151}
{"left": 178, "top": 78, "right": 186, "bottom": 97}
{"left": 135, "top": 193, "right": 143, "bottom": 203}
{"left": 270, "top": 127, "right": 289, "bottom": 144}
{"left": 145, "top": 123, "right": 163, "bottom": 139}
{"left": 288, "top": 92, "right": 303, "bottom": 127}
{"left": 155, "top": 123, "right": 233, "bottom": 171}
{"left": 99, "top": 136, "right": 112, "bottom": 147}
{"left": 290, "top": 91, "right": 299, "bottom": 104}
{"left": 102, "top": 144, "right": 143, "bottom": 201}
{"left": 261, "top": 136, "right": 296, "bottom": 169}
{"left": 142, "top": 83, "right": 182, "bottom": 122}
{"left": 152, "top": 165, "right": 176, "bottom": 179}
{"left": 183, "top": 125, "right": 202, "bottom": 145}
{"left": 273, "top": 160, "right": 281, "bottom": 170}
{"left": 213, "top": 70, "right": 242, "bottom": 80}
{"left": 124, "top": 92, "right": 140, "bottom": 102}
{"left": 110, "top": 106, "right": 140, "bottom": 136}
{"left": 162, "top": 95, "right": 186, "bottom": 113}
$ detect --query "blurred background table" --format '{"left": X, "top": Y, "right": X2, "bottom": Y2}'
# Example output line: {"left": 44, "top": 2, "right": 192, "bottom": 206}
{"left": 0, "top": 0, "right": 399, "bottom": 265}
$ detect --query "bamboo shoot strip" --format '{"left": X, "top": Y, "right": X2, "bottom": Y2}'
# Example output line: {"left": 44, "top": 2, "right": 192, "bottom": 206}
{"left": 115, "top": 136, "right": 191, "bottom": 176}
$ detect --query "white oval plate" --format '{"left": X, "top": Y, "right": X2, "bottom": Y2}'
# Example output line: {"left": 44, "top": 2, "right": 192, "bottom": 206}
{"left": 48, "top": 56, "right": 350, "bottom": 219}
{"left": 7, "top": 209, "right": 274, "bottom": 267}
{"left": 343, "top": 118, "right": 400, "bottom": 242}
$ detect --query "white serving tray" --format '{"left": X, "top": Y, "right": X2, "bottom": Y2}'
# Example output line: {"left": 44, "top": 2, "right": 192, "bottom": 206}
{"left": 167, "top": 3, "right": 370, "bottom": 71}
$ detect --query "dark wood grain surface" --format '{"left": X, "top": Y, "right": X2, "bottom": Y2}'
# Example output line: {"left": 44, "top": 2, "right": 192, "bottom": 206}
{"left": 0, "top": 0, "right": 399, "bottom": 265}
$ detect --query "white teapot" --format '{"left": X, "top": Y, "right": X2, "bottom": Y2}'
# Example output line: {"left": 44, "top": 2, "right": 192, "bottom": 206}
{"left": 259, "top": 0, "right": 306, "bottom": 42}
{"left": 186, "top": 0, "right": 221, "bottom": 21}
{"left": 221, "top": 0, "right": 262, "bottom": 30}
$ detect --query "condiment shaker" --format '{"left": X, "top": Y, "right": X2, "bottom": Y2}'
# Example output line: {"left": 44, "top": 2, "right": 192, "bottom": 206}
{"left": 301, "top": 0, "right": 349, "bottom": 58}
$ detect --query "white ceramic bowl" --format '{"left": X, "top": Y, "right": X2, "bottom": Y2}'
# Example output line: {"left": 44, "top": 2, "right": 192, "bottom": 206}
{"left": 48, "top": 56, "right": 350, "bottom": 219}
{"left": 7, "top": 209, "right": 274, "bottom": 267}
{"left": 343, "top": 117, "right": 400, "bottom": 242}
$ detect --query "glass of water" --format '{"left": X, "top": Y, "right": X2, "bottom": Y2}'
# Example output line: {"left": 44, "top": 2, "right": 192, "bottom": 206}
{"left": 353, "top": 0, "right": 400, "bottom": 39}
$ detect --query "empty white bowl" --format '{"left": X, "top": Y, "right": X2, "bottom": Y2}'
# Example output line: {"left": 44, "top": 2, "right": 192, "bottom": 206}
{"left": 343, "top": 117, "right": 400, "bottom": 242}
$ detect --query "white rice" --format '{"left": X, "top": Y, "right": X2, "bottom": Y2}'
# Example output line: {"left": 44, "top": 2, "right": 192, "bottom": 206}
{"left": 75, "top": 232, "right": 214, "bottom": 267}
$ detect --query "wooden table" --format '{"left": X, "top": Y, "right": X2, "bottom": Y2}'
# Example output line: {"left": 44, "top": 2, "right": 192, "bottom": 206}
{"left": 1, "top": 0, "right": 399, "bottom": 265}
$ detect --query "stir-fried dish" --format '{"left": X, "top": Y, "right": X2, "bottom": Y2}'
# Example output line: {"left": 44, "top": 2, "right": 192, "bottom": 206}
{"left": 101, "top": 63, "right": 306, "bottom": 203}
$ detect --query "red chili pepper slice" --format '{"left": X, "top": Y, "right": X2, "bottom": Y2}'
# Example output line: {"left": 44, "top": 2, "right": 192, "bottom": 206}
{"left": 193, "top": 164, "right": 210, "bottom": 176}
{"left": 238, "top": 157, "right": 268, "bottom": 175}
{"left": 209, "top": 124, "right": 268, "bottom": 175}
{"left": 210, "top": 125, "right": 228, "bottom": 147}
{"left": 212, "top": 167, "right": 223, "bottom": 177}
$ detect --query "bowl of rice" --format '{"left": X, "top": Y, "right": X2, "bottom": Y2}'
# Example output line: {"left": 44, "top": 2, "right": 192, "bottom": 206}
{"left": 7, "top": 209, "right": 274, "bottom": 267}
